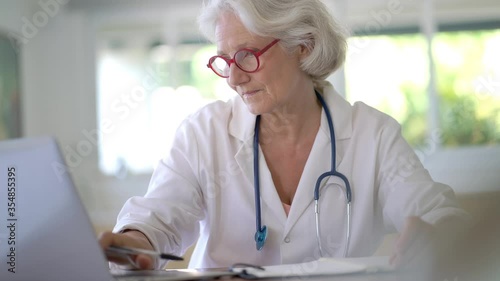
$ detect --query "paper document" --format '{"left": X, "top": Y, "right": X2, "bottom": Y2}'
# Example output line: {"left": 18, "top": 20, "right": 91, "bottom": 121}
{"left": 231, "top": 256, "right": 394, "bottom": 279}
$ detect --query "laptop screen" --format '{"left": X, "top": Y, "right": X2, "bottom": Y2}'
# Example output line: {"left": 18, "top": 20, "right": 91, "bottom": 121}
{"left": 0, "top": 137, "right": 112, "bottom": 281}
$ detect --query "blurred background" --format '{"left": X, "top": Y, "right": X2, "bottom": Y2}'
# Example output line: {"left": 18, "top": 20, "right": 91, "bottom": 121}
{"left": 0, "top": 0, "right": 499, "bottom": 265}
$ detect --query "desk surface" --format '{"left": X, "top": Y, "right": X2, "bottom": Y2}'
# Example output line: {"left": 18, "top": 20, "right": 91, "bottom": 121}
{"left": 114, "top": 254, "right": 496, "bottom": 281}
{"left": 227, "top": 272, "right": 420, "bottom": 281}
{"left": 158, "top": 266, "right": 446, "bottom": 281}
{"left": 195, "top": 269, "right": 452, "bottom": 281}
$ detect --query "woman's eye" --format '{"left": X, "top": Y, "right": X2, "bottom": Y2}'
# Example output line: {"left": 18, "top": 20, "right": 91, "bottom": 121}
{"left": 245, "top": 51, "right": 256, "bottom": 58}
{"left": 239, "top": 51, "right": 255, "bottom": 60}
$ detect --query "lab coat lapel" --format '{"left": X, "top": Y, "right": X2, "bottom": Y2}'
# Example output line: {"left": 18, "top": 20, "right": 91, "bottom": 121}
{"left": 233, "top": 137, "right": 255, "bottom": 189}
{"left": 231, "top": 97, "right": 287, "bottom": 225}
{"left": 234, "top": 141, "right": 289, "bottom": 225}
{"left": 231, "top": 96, "right": 257, "bottom": 190}
{"left": 229, "top": 94, "right": 256, "bottom": 190}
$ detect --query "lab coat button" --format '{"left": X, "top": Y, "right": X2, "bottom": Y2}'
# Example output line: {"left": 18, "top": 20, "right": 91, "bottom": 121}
{"left": 284, "top": 237, "right": 290, "bottom": 243}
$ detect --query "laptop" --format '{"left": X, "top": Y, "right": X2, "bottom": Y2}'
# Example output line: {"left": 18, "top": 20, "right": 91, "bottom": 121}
{"left": 0, "top": 136, "right": 235, "bottom": 281}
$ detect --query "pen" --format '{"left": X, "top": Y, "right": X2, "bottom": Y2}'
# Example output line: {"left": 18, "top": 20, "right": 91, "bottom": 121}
{"left": 106, "top": 245, "right": 184, "bottom": 261}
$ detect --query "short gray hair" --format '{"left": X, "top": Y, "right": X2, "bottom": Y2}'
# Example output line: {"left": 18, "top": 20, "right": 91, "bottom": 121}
{"left": 198, "top": 0, "right": 348, "bottom": 83}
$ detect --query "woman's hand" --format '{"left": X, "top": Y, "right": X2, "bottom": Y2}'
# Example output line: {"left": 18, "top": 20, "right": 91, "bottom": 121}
{"left": 390, "top": 215, "right": 466, "bottom": 269}
{"left": 389, "top": 216, "right": 436, "bottom": 269}
{"left": 99, "top": 230, "right": 155, "bottom": 270}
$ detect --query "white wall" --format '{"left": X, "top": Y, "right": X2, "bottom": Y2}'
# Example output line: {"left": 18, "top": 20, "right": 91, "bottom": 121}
{"left": 0, "top": 0, "right": 143, "bottom": 228}
{"left": 24, "top": 9, "right": 151, "bottom": 229}
{"left": 0, "top": 1, "right": 95, "bottom": 146}
{"left": 1, "top": 0, "right": 499, "bottom": 230}
{"left": 0, "top": 1, "right": 35, "bottom": 34}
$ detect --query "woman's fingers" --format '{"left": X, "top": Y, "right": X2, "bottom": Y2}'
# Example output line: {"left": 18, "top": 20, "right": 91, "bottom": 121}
{"left": 135, "top": 254, "right": 155, "bottom": 269}
{"left": 98, "top": 231, "right": 155, "bottom": 270}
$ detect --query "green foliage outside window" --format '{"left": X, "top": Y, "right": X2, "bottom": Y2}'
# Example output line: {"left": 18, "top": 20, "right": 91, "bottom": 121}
{"left": 346, "top": 30, "right": 500, "bottom": 148}
{"left": 435, "top": 30, "right": 500, "bottom": 146}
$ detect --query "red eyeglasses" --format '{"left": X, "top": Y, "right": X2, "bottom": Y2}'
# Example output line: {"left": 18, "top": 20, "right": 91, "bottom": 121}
{"left": 207, "top": 39, "right": 280, "bottom": 78}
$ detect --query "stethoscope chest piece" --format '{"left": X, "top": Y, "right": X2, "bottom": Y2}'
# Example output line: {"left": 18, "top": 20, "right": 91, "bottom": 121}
{"left": 255, "top": 226, "right": 267, "bottom": 250}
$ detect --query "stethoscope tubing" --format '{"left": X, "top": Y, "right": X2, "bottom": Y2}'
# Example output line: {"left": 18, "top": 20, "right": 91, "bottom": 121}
{"left": 253, "top": 115, "right": 267, "bottom": 250}
{"left": 253, "top": 115, "right": 263, "bottom": 232}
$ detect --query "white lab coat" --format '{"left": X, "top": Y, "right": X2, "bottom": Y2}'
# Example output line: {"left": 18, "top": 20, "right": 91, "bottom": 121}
{"left": 114, "top": 82, "right": 468, "bottom": 269}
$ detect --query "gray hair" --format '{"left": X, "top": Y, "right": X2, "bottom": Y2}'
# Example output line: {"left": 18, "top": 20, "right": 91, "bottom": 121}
{"left": 198, "top": 0, "right": 348, "bottom": 84}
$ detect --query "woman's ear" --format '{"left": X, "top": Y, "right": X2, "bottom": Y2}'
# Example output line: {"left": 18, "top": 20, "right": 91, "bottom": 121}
{"left": 295, "top": 45, "right": 309, "bottom": 61}
{"left": 298, "top": 38, "right": 313, "bottom": 60}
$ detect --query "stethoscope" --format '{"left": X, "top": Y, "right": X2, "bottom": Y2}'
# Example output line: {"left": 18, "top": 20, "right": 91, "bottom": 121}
{"left": 253, "top": 90, "right": 352, "bottom": 257}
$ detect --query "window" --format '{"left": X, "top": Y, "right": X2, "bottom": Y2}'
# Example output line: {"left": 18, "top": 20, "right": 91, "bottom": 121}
{"left": 0, "top": 33, "right": 21, "bottom": 139}
{"left": 345, "top": 29, "right": 500, "bottom": 148}
{"left": 435, "top": 30, "right": 500, "bottom": 146}
{"left": 96, "top": 26, "right": 234, "bottom": 176}
{"left": 346, "top": 34, "right": 429, "bottom": 147}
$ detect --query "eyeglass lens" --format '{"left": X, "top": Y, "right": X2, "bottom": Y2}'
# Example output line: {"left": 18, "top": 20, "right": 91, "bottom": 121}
{"left": 211, "top": 50, "right": 258, "bottom": 77}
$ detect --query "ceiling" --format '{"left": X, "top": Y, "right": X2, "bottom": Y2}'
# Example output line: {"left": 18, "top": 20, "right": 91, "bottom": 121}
{"left": 66, "top": 0, "right": 500, "bottom": 37}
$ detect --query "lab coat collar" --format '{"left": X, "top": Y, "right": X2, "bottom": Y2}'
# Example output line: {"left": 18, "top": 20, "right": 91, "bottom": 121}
{"left": 231, "top": 96, "right": 288, "bottom": 224}
{"left": 317, "top": 83, "right": 352, "bottom": 141}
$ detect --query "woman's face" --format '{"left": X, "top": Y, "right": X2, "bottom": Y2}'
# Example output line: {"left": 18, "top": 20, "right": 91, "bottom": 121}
{"left": 214, "top": 12, "right": 311, "bottom": 115}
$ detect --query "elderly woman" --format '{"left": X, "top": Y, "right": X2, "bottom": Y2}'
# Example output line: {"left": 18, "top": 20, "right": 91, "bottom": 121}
{"left": 100, "top": 0, "right": 469, "bottom": 270}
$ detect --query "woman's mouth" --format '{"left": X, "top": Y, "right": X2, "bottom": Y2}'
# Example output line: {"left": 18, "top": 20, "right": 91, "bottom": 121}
{"left": 242, "top": 90, "right": 260, "bottom": 99}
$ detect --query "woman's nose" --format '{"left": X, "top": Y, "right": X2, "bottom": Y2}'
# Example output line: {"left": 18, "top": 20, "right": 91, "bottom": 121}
{"left": 227, "top": 63, "right": 249, "bottom": 87}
